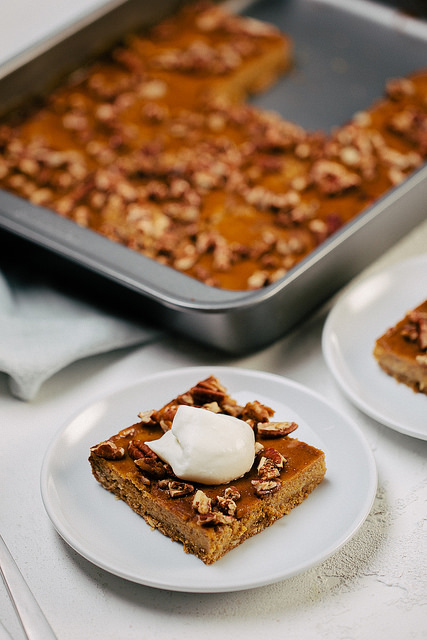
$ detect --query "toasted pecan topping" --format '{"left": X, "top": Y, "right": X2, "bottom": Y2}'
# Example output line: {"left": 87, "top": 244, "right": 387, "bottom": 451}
{"left": 2, "top": 0, "right": 425, "bottom": 295}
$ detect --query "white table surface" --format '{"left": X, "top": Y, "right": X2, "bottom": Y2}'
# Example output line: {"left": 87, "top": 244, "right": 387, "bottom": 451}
{"left": 1, "top": 2, "right": 427, "bottom": 639}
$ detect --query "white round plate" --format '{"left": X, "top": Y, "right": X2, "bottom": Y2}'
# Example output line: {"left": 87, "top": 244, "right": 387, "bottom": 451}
{"left": 41, "top": 366, "right": 376, "bottom": 592}
{"left": 322, "top": 254, "right": 427, "bottom": 439}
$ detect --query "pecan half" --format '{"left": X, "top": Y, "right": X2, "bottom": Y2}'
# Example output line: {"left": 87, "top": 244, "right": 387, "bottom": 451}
{"left": 134, "top": 456, "right": 170, "bottom": 478}
{"left": 189, "top": 376, "right": 227, "bottom": 406}
{"left": 128, "top": 440, "right": 156, "bottom": 460}
{"left": 192, "top": 489, "right": 212, "bottom": 514}
{"left": 90, "top": 440, "right": 125, "bottom": 460}
{"left": 256, "top": 421, "right": 298, "bottom": 438}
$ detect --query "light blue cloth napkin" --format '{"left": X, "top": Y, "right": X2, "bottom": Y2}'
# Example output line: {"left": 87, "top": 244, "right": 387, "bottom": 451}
{"left": 0, "top": 269, "right": 162, "bottom": 401}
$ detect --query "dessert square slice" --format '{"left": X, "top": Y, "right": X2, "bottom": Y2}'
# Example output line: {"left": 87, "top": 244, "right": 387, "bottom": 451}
{"left": 89, "top": 376, "right": 326, "bottom": 564}
{"left": 373, "top": 299, "right": 427, "bottom": 394}
{"left": 126, "top": 1, "right": 293, "bottom": 110}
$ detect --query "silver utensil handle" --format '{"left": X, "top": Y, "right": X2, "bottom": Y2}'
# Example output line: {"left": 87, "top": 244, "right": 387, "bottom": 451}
{"left": 0, "top": 534, "right": 57, "bottom": 640}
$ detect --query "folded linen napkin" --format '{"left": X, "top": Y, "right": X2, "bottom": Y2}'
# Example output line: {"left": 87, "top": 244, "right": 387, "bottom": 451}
{"left": 0, "top": 268, "right": 162, "bottom": 401}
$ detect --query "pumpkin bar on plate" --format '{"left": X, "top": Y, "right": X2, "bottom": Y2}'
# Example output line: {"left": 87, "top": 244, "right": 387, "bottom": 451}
{"left": 89, "top": 376, "right": 326, "bottom": 564}
{"left": 373, "top": 299, "right": 427, "bottom": 395}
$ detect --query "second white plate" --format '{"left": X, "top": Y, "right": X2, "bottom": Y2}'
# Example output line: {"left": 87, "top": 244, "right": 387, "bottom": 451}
{"left": 322, "top": 254, "right": 427, "bottom": 439}
{"left": 41, "top": 366, "right": 377, "bottom": 592}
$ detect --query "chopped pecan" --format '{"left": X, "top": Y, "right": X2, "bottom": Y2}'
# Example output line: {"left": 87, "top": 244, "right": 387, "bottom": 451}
{"left": 243, "top": 184, "right": 300, "bottom": 213}
{"left": 215, "top": 496, "right": 237, "bottom": 516}
{"left": 241, "top": 400, "right": 274, "bottom": 424}
{"left": 262, "top": 447, "right": 287, "bottom": 469}
{"left": 311, "top": 159, "right": 361, "bottom": 195}
{"left": 401, "top": 322, "right": 420, "bottom": 343}
{"left": 158, "top": 404, "right": 179, "bottom": 432}
{"left": 251, "top": 479, "right": 281, "bottom": 496}
{"left": 30, "top": 188, "right": 54, "bottom": 206}
{"left": 247, "top": 270, "right": 269, "bottom": 290}
{"left": 254, "top": 441, "right": 265, "bottom": 455}
{"left": 201, "top": 401, "right": 221, "bottom": 413}
{"left": 139, "top": 79, "right": 168, "bottom": 100}
{"left": 147, "top": 405, "right": 178, "bottom": 432}
{"left": 257, "top": 421, "right": 298, "bottom": 438}
{"left": 192, "top": 489, "right": 212, "bottom": 514}
{"left": 137, "top": 409, "right": 157, "bottom": 425}
{"left": 136, "top": 474, "right": 151, "bottom": 486}
{"left": 386, "top": 77, "right": 415, "bottom": 100}
{"left": 196, "top": 512, "right": 234, "bottom": 527}
{"left": 257, "top": 456, "right": 280, "bottom": 480}
{"left": 90, "top": 440, "right": 125, "bottom": 460}
{"left": 409, "top": 311, "right": 427, "bottom": 350}
{"left": 224, "top": 486, "right": 241, "bottom": 501}
{"left": 419, "top": 320, "right": 427, "bottom": 351}
{"left": 157, "top": 479, "right": 170, "bottom": 489}
{"left": 119, "top": 426, "right": 138, "bottom": 438}
{"left": 168, "top": 481, "right": 194, "bottom": 498}
{"left": 222, "top": 400, "right": 244, "bottom": 417}
{"left": 175, "top": 392, "right": 194, "bottom": 406}
{"left": 389, "top": 109, "right": 427, "bottom": 154}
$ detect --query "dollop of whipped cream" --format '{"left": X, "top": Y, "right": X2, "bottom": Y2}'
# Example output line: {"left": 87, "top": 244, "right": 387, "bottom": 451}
{"left": 147, "top": 405, "right": 255, "bottom": 485}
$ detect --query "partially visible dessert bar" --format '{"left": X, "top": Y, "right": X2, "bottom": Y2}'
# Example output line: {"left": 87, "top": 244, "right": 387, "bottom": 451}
{"left": 374, "top": 299, "right": 427, "bottom": 394}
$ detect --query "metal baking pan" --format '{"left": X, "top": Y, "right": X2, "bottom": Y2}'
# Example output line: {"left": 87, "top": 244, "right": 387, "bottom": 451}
{"left": 0, "top": 0, "right": 426, "bottom": 353}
